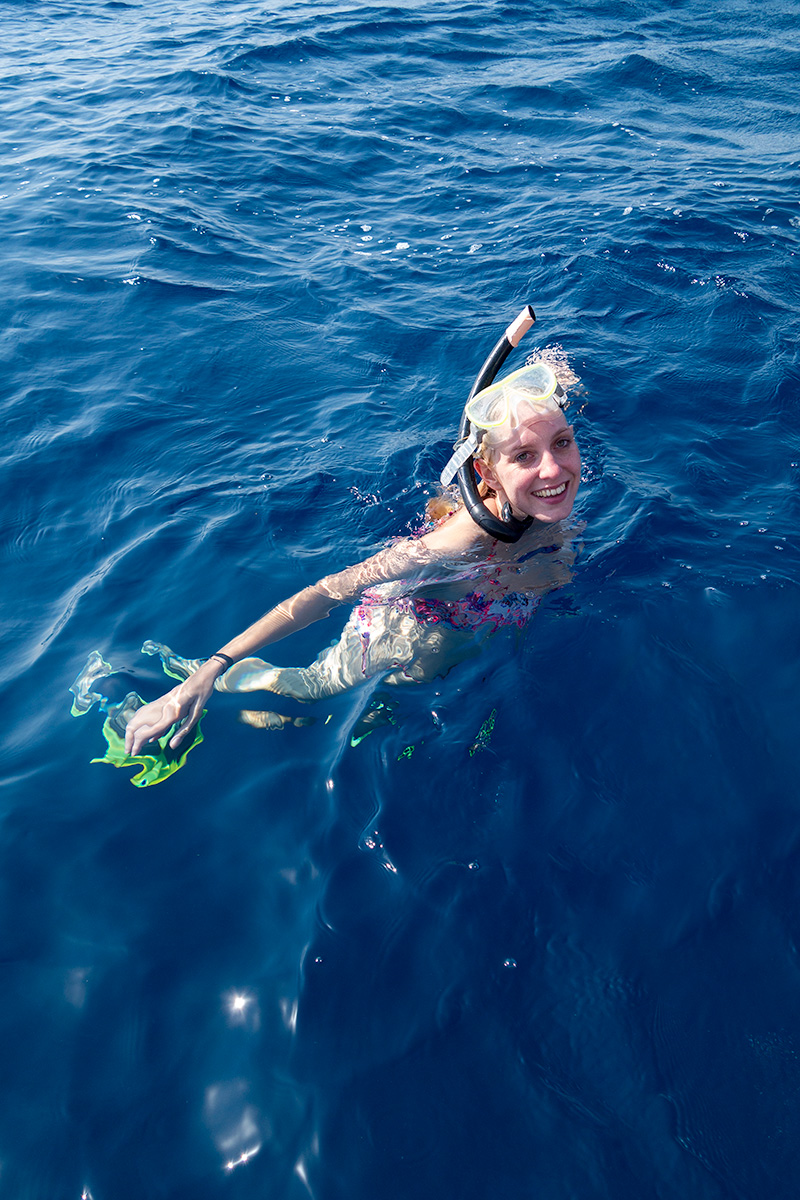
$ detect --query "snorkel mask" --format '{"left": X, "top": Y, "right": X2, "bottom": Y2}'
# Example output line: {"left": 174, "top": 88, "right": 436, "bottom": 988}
{"left": 440, "top": 306, "right": 566, "bottom": 542}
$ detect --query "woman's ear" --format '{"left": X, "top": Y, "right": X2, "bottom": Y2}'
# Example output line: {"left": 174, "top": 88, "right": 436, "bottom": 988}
{"left": 474, "top": 458, "right": 499, "bottom": 490}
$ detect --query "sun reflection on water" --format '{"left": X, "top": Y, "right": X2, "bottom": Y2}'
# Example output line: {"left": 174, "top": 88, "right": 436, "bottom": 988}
{"left": 222, "top": 988, "right": 260, "bottom": 1030}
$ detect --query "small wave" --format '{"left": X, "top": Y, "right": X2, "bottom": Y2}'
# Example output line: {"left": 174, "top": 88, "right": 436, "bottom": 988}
{"left": 225, "top": 34, "right": 331, "bottom": 72}
{"left": 495, "top": 81, "right": 593, "bottom": 111}
{"left": 604, "top": 52, "right": 714, "bottom": 98}
{"left": 149, "top": 66, "right": 255, "bottom": 100}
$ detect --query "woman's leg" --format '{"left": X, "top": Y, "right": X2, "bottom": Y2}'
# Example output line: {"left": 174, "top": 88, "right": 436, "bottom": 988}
{"left": 218, "top": 612, "right": 402, "bottom": 700}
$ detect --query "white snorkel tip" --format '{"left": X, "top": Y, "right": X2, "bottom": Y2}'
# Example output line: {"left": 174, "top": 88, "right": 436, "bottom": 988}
{"left": 504, "top": 305, "right": 535, "bottom": 348}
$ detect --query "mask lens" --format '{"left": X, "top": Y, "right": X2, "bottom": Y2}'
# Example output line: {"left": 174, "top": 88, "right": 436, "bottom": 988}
{"left": 466, "top": 385, "right": 509, "bottom": 428}
{"left": 466, "top": 362, "right": 560, "bottom": 429}
{"left": 512, "top": 362, "right": 557, "bottom": 402}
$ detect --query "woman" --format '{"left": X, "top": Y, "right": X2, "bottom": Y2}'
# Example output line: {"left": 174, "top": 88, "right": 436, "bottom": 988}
{"left": 124, "top": 309, "right": 582, "bottom": 759}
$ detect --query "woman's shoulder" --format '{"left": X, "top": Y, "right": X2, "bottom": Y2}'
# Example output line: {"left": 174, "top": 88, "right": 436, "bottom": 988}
{"left": 417, "top": 504, "right": 490, "bottom": 555}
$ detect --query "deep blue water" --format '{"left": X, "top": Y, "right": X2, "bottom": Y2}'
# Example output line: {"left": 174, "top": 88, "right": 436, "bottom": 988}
{"left": 2, "top": 1, "right": 800, "bottom": 1196}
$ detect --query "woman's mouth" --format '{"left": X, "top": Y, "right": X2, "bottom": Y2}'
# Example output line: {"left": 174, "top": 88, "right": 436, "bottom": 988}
{"left": 532, "top": 481, "right": 568, "bottom": 499}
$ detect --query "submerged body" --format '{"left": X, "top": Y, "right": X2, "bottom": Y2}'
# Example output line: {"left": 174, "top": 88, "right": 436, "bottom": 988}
{"left": 152, "top": 527, "right": 572, "bottom": 703}
{"left": 124, "top": 406, "right": 581, "bottom": 757}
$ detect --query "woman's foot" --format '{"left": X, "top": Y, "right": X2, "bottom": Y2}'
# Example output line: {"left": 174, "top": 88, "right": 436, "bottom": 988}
{"left": 238, "top": 709, "right": 316, "bottom": 730}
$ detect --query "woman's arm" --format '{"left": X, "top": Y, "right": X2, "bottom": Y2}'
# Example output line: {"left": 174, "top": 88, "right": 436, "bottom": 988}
{"left": 123, "top": 582, "right": 341, "bottom": 756}
{"left": 123, "top": 529, "right": 471, "bottom": 758}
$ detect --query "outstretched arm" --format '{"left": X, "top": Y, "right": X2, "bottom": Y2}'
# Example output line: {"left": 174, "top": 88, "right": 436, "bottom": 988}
{"left": 124, "top": 583, "right": 340, "bottom": 756}
{"left": 123, "top": 530, "right": 469, "bottom": 758}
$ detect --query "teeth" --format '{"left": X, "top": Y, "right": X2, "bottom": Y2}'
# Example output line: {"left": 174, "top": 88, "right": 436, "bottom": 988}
{"left": 533, "top": 482, "right": 567, "bottom": 498}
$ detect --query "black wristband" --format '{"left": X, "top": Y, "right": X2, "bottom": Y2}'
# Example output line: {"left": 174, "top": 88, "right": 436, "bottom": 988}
{"left": 209, "top": 652, "right": 234, "bottom": 671}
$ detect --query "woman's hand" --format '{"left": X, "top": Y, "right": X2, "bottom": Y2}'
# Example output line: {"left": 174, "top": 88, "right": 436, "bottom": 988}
{"left": 124, "top": 662, "right": 220, "bottom": 757}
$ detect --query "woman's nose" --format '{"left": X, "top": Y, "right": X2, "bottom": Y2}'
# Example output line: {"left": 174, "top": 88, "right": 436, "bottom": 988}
{"left": 538, "top": 450, "right": 559, "bottom": 478}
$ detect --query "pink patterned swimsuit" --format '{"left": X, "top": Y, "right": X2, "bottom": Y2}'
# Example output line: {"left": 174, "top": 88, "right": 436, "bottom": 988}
{"left": 356, "top": 586, "right": 539, "bottom": 635}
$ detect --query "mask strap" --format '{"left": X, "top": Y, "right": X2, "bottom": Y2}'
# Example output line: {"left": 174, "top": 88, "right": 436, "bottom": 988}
{"left": 439, "top": 429, "right": 479, "bottom": 488}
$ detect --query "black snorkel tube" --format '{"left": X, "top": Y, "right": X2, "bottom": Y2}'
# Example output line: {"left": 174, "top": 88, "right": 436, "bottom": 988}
{"left": 455, "top": 305, "right": 537, "bottom": 543}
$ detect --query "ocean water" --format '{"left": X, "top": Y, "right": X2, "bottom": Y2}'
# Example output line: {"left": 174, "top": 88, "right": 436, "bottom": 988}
{"left": 2, "top": 0, "right": 800, "bottom": 1196}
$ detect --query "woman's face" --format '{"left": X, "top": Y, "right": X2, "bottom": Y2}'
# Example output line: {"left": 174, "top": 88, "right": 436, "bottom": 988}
{"left": 476, "top": 411, "right": 581, "bottom": 523}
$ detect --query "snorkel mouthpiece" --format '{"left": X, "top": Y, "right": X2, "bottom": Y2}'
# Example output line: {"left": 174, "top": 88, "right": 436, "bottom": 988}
{"left": 440, "top": 304, "right": 541, "bottom": 543}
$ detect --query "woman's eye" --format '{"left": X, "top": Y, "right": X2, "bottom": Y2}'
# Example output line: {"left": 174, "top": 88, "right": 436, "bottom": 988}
{"left": 515, "top": 451, "right": 531, "bottom": 463}
{"left": 555, "top": 437, "right": 572, "bottom": 449}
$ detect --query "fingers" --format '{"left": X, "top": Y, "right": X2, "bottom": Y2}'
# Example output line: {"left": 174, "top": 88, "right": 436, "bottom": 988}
{"left": 124, "top": 681, "right": 210, "bottom": 757}
{"left": 124, "top": 696, "right": 179, "bottom": 757}
{"left": 168, "top": 714, "right": 193, "bottom": 750}
{"left": 125, "top": 715, "right": 164, "bottom": 758}
{"left": 124, "top": 716, "right": 143, "bottom": 756}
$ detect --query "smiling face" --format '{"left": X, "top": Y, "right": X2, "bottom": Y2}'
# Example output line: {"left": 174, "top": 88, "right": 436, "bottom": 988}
{"left": 475, "top": 411, "right": 581, "bottom": 524}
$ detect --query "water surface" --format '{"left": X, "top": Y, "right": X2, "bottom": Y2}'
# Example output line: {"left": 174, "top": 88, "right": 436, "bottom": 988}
{"left": 1, "top": 1, "right": 799, "bottom": 1197}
